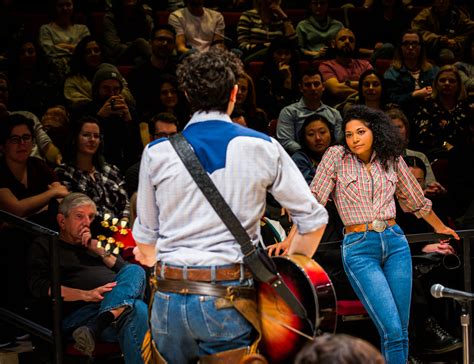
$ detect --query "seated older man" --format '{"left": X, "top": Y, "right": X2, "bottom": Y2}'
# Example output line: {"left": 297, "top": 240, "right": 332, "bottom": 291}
{"left": 28, "top": 193, "right": 148, "bottom": 362}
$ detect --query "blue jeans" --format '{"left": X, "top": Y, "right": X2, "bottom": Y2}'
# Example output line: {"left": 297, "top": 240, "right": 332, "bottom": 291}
{"left": 151, "top": 265, "right": 255, "bottom": 364}
{"left": 342, "top": 225, "right": 412, "bottom": 364}
{"left": 62, "top": 264, "right": 148, "bottom": 364}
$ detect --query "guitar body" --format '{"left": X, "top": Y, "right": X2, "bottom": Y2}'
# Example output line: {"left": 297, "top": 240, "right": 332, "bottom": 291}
{"left": 257, "top": 255, "right": 337, "bottom": 364}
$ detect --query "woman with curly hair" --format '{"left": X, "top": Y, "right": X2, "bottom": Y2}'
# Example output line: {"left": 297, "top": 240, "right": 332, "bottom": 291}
{"left": 273, "top": 105, "right": 458, "bottom": 363}
{"left": 310, "top": 105, "right": 458, "bottom": 363}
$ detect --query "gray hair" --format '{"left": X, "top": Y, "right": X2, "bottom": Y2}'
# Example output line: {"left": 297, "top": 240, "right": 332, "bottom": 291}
{"left": 58, "top": 193, "right": 97, "bottom": 216}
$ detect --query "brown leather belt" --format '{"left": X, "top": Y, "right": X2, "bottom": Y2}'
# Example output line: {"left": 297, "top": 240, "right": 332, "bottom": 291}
{"left": 155, "top": 279, "right": 256, "bottom": 299}
{"left": 345, "top": 218, "right": 396, "bottom": 234}
{"left": 155, "top": 263, "right": 252, "bottom": 282}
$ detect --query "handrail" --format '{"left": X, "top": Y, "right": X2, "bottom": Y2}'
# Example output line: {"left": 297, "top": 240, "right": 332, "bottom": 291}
{"left": 0, "top": 210, "right": 62, "bottom": 364}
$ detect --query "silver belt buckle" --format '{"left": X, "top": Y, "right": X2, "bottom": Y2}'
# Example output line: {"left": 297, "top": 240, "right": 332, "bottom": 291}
{"left": 372, "top": 219, "right": 386, "bottom": 233}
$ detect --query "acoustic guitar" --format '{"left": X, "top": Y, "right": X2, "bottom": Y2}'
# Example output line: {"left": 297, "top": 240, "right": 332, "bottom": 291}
{"left": 257, "top": 255, "right": 337, "bottom": 364}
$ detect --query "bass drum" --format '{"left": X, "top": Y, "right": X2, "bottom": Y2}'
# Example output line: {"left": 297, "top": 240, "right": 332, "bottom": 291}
{"left": 257, "top": 255, "right": 337, "bottom": 364}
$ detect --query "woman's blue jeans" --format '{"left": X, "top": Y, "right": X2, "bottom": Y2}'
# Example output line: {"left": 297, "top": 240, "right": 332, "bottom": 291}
{"left": 342, "top": 224, "right": 412, "bottom": 364}
{"left": 62, "top": 264, "right": 148, "bottom": 364}
{"left": 150, "top": 267, "right": 255, "bottom": 364}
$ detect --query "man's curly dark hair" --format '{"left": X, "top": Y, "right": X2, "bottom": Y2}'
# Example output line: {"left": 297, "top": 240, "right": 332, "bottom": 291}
{"left": 342, "top": 105, "right": 404, "bottom": 170}
{"left": 176, "top": 48, "right": 244, "bottom": 114}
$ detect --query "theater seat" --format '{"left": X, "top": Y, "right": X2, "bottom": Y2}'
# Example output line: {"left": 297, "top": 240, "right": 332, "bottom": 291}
{"left": 65, "top": 341, "right": 124, "bottom": 363}
{"left": 337, "top": 300, "right": 369, "bottom": 322}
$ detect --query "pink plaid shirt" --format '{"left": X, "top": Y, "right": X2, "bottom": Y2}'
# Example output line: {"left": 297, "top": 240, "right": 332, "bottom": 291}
{"left": 310, "top": 146, "right": 432, "bottom": 226}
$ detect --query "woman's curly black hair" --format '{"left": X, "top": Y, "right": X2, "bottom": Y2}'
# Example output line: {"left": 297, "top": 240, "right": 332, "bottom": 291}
{"left": 176, "top": 48, "right": 243, "bottom": 114}
{"left": 342, "top": 105, "right": 404, "bottom": 170}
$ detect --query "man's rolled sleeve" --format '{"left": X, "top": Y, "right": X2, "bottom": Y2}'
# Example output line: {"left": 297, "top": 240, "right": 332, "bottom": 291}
{"left": 269, "top": 140, "right": 328, "bottom": 234}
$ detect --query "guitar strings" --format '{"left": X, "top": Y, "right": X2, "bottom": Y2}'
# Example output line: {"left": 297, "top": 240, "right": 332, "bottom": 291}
{"left": 260, "top": 312, "right": 315, "bottom": 341}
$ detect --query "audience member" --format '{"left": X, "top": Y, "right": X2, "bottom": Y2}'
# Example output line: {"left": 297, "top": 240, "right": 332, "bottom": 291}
{"left": 448, "top": 114, "right": 474, "bottom": 222}
{"left": 55, "top": 116, "right": 130, "bottom": 222}
{"left": 103, "top": 0, "right": 153, "bottom": 65}
{"left": 64, "top": 35, "right": 135, "bottom": 109}
{"left": 319, "top": 28, "right": 373, "bottom": 105}
{"left": 294, "top": 333, "right": 385, "bottom": 364}
{"left": 256, "top": 37, "right": 301, "bottom": 120}
{"left": 276, "top": 66, "right": 342, "bottom": 154}
{"left": 358, "top": 69, "right": 390, "bottom": 110}
{"left": 411, "top": 0, "right": 474, "bottom": 64}
{"left": 39, "top": 0, "right": 90, "bottom": 80}
{"left": 384, "top": 29, "right": 439, "bottom": 118}
{"left": 149, "top": 74, "right": 189, "bottom": 126}
{"left": 296, "top": 0, "right": 344, "bottom": 60}
{"left": 40, "top": 105, "right": 70, "bottom": 156}
{"left": 75, "top": 63, "right": 142, "bottom": 172}
{"left": 128, "top": 24, "right": 178, "bottom": 119}
{"left": 291, "top": 114, "right": 335, "bottom": 184}
{"left": 28, "top": 193, "right": 148, "bottom": 361}
{"left": 454, "top": 33, "right": 474, "bottom": 96}
{"left": 168, "top": 0, "right": 225, "bottom": 55}
{"left": 0, "top": 114, "right": 67, "bottom": 347}
{"left": 7, "top": 39, "right": 60, "bottom": 117}
{"left": 0, "top": 73, "right": 62, "bottom": 165}
{"left": 339, "top": 69, "right": 391, "bottom": 112}
{"left": 235, "top": 71, "right": 268, "bottom": 132}
{"left": 411, "top": 64, "right": 470, "bottom": 158}
{"left": 285, "top": 113, "right": 348, "bottom": 299}
{"left": 237, "top": 0, "right": 297, "bottom": 62}
{"left": 0, "top": 113, "right": 68, "bottom": 223}
{"left": 387, "top": 108, "right": 440, "bottom": 189}
{"left": 124, "top": 112, "right": 178, "bottom": 196}
{"left": 365, "top": 0, "right": 412, "bottom": 63}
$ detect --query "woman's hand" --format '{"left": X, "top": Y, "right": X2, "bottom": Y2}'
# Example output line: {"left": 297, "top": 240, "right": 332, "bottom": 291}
{"left": 49, "top": 182, "right": 69, "bottom": 198}
{"left": 267, "top": 239, "right": 290, "bottom": 257}
{"left": 434, "top": 225, "right": 460, "bottom": 240}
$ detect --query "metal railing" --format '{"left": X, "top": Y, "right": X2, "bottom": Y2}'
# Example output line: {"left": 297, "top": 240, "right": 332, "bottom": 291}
{"left": 0, "top": 210, "right": 63, "bottom": 364}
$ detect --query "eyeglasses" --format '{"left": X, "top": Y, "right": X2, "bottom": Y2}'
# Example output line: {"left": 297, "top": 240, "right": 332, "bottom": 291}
{"left": 79, "top": 132, "right": 101, "bottom": 140}
{"left": 401, "top": 41, "right": 420, "bottom": 48}
{"left": 7, "top": 134, "right": 33, "bottom": 144}
{"left": 154, "top": 131, "right": 177, "bottom": 139}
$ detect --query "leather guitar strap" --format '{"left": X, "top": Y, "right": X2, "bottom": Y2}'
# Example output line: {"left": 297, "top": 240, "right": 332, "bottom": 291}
{"left": 169, "top": 133, "right": 309, "bottom": 320}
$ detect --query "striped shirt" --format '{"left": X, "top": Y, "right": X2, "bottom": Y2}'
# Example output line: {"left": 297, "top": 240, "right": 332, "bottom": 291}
{"left": 310, "top": 145, "right": 432, "bottom": 226}
{"left": 237, "top": 9, "right": 297, "bottom": 52}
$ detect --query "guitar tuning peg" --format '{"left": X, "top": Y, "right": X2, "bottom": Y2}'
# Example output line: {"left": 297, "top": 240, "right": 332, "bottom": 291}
{"left": 120, "top": 220, "right": 127, "bottom": 228}
{"left": 103, "top": 213, "right": 111, "bottom": 221}
{"left": 97, "top": 241, "right": 102, "bottom": 248}
{"left": 113, "top": 246, "right": 120, "bottom": 255}
{"left": 105, "top": 243, "right": 111, "bottom": 252}
{"left": 112, "top": 217, "right": 119, "bottom": 226}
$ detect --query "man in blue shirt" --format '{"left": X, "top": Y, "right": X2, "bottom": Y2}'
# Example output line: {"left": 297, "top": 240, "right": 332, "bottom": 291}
{"left": 276, "top": 67, "right": 342, "bottom": 155}
{"left": 133, "top": 48, "right": 328, "bottom": 363}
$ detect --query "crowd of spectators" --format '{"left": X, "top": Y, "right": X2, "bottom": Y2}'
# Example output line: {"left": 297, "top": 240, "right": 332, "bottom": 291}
{"left": 0, "top": 0, "right": 473, "bottom": 361}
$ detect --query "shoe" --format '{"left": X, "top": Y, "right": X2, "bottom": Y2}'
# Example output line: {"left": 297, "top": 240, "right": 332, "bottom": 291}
{"left": 72, "top": 324, "right": 97, "bottom": 357}
{"left": 419, "top": 317, "right": 463, "bottom": 354}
